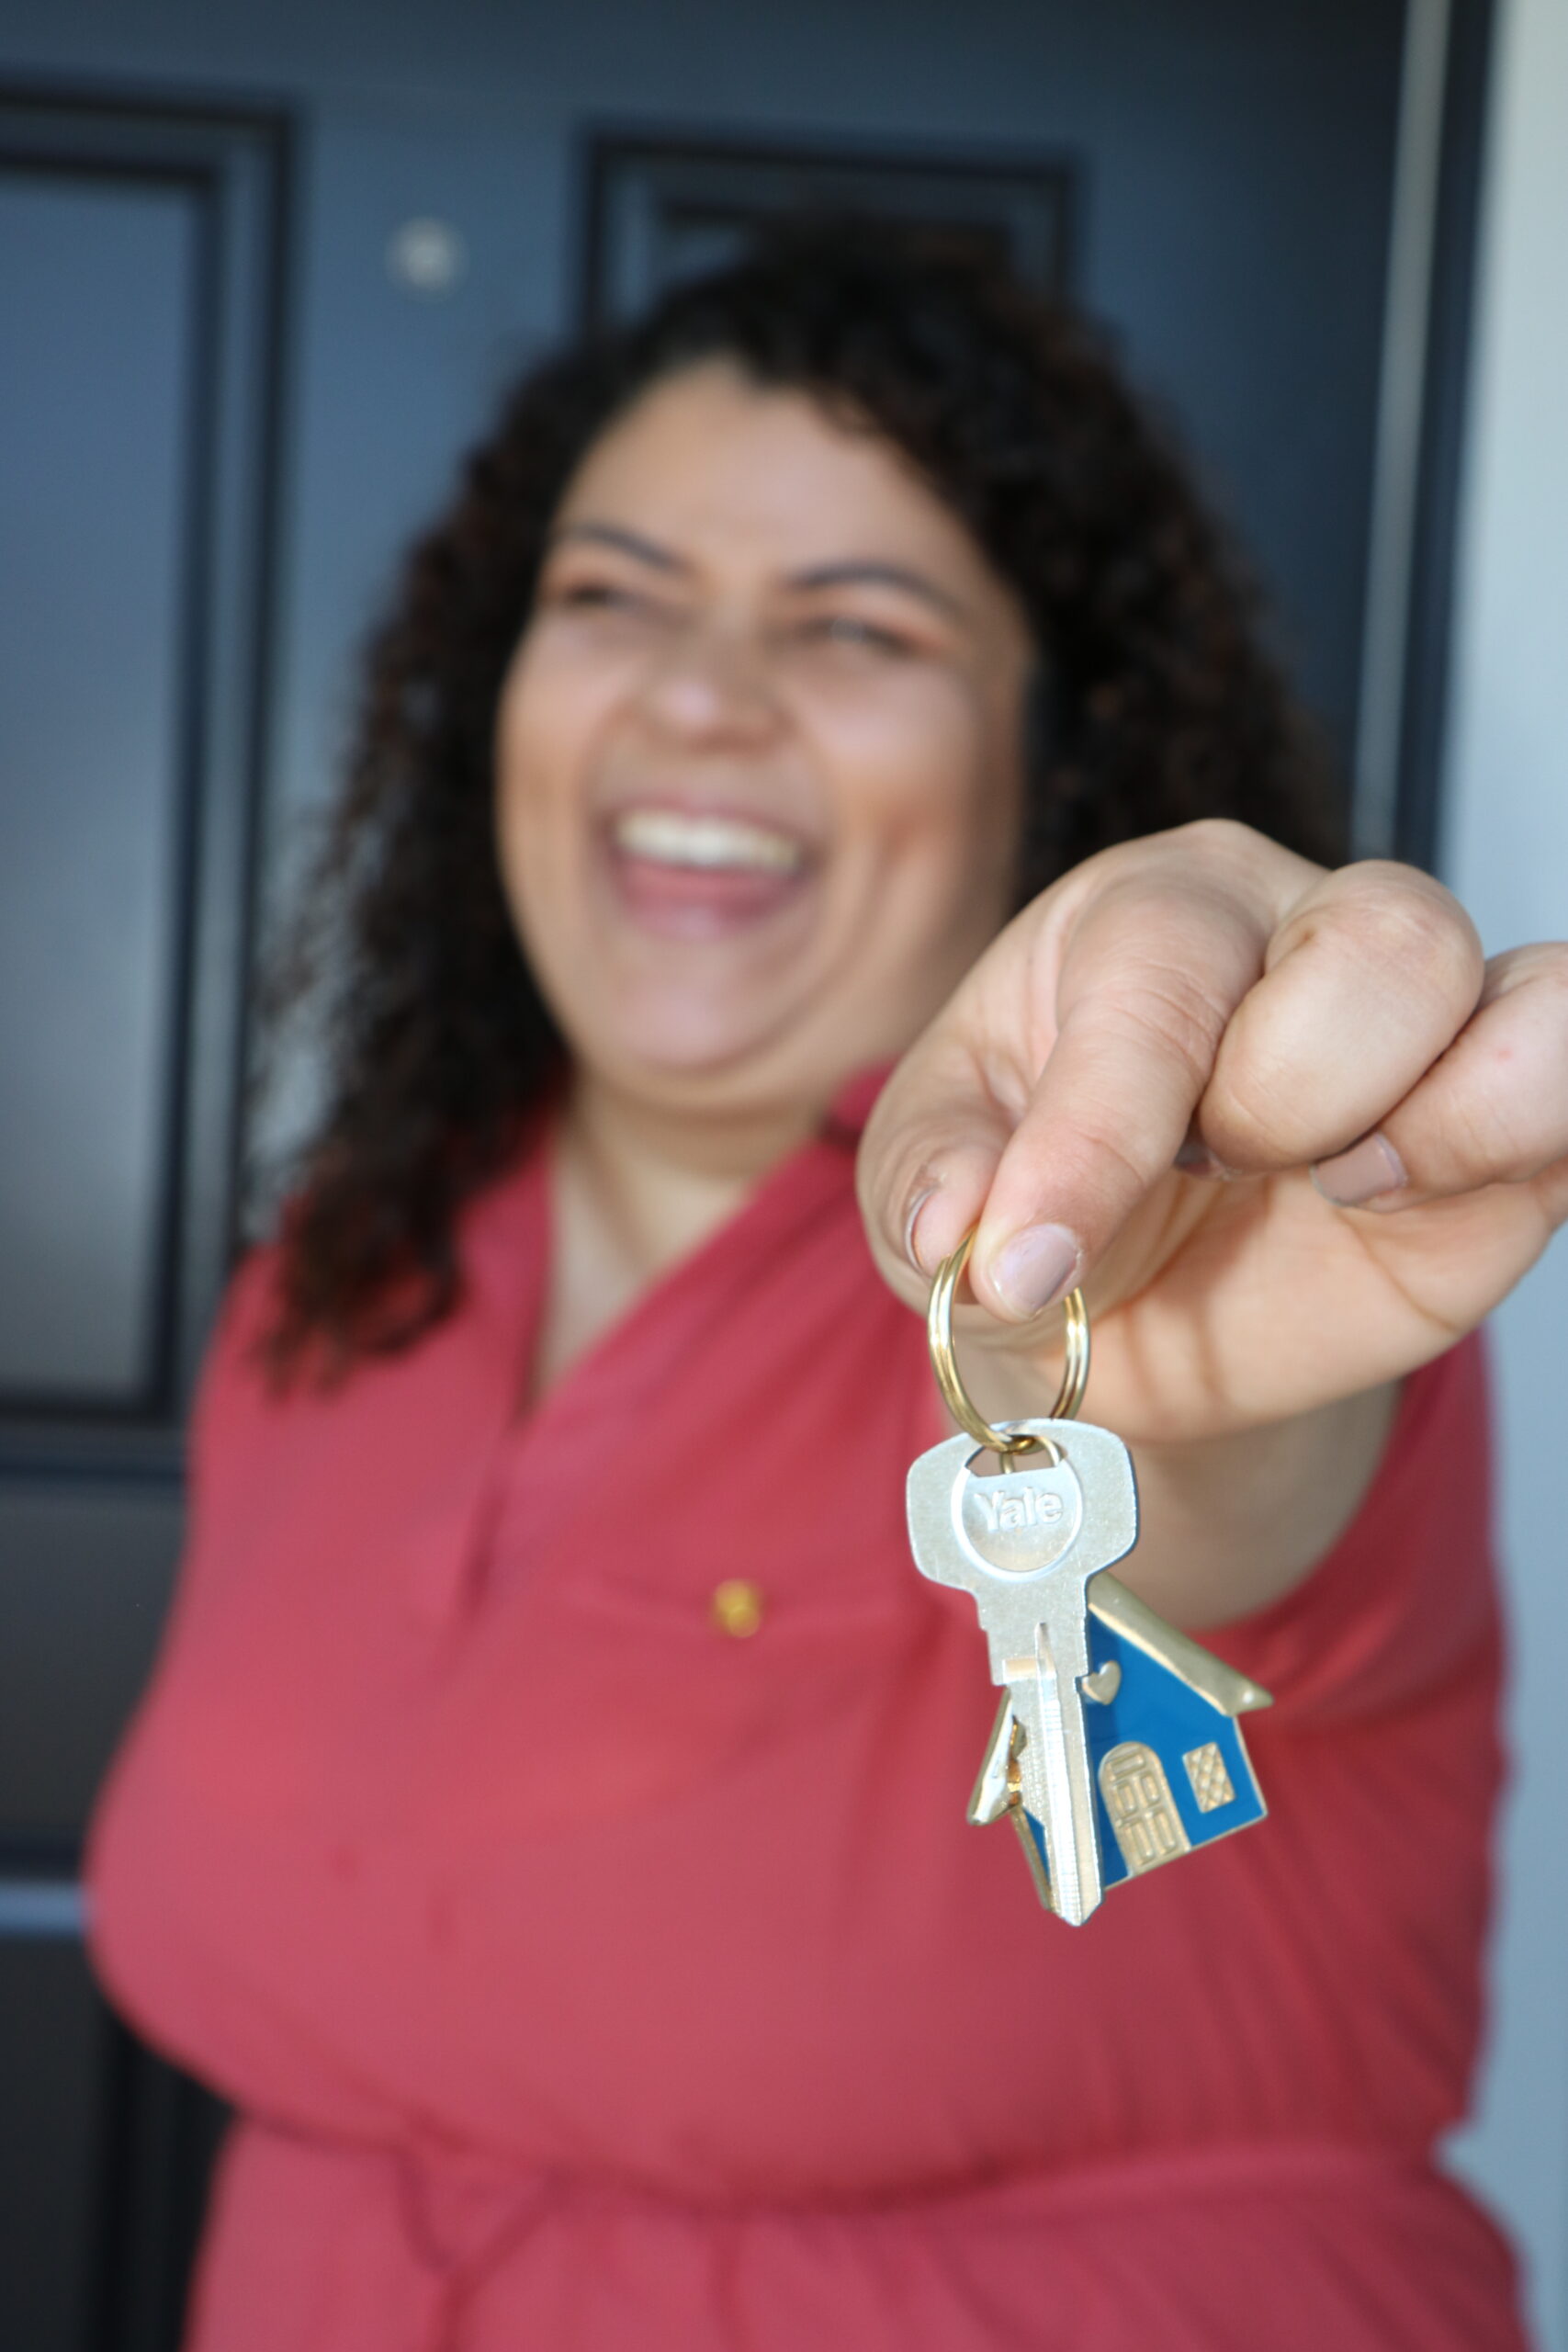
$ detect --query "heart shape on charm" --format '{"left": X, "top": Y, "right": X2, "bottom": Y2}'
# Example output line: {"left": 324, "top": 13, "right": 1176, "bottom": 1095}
{"left": 1081, "top": 1661, "right": 1122, "bottom": 1704}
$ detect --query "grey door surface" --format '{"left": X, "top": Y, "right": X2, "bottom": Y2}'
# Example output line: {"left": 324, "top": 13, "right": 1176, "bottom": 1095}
{"left": 0, "top": 3, "right": 1489, "bottom": 2343}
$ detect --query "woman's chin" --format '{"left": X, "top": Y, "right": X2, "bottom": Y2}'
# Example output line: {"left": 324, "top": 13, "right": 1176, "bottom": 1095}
{"left": 560, "top": 896, "right": 831, "bottom": 1094}
{"left": 604, "top": 1008, "right": 796, "bottom": 1086}
{"left": 571, "top": 982, "right": 831, "bottom": 1102}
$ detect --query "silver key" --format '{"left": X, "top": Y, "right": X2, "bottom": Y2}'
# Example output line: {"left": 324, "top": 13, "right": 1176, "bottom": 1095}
{"left": 907, "top": 1418, "right": 1137, "bottom": 1925}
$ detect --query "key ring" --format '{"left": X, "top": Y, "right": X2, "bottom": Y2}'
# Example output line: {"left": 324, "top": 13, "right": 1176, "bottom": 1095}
{"left": 926, "top": 1227, "right": 1089, "bottom": 1465}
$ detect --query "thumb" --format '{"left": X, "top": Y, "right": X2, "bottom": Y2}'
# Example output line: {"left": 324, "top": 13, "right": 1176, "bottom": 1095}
{"left": 859, "top": 842, "right": 1272, "bottom": 1321}
{"left": 856, "top": 1020, "right": 1029, "bottom": 1310}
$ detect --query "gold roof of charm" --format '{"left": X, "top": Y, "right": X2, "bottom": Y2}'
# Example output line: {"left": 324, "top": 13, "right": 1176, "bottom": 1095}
{"left": 1089, "top": 1574, "right": 1273, "bottom": 1717}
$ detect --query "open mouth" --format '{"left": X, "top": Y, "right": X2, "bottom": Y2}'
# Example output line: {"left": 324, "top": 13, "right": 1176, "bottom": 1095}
{"left": 612, "top": 808, "right": 807, "bottom": 876}
{"left": 604, "top": 804, "right": 816, "bottom": 935}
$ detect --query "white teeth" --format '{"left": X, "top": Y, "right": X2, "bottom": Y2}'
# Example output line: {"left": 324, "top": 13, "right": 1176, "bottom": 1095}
{"left": 612, "top": 808, "right": 806, "bottom": 876}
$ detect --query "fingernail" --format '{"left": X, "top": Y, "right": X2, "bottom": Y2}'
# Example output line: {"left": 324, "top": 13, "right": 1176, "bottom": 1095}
{"left": 903, "top": 1182, "right": 942, "bottom": 1273}
{"left": 988, "top": 1222, "right": 1083, "bottom": 1319}
{"left": 1311, "top": 1131, "right": 1408, "bottom": 1207}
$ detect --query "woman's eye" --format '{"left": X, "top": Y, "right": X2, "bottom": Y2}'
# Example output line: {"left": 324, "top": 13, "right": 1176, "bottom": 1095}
{"left": 800, "top": 614, "right": 913, "bottom": 656}
{"left": 540, "top": 574, "right": 688, "bottom": 628}
{"left": 554, "top": 581, "right": 642, "bottom": 612}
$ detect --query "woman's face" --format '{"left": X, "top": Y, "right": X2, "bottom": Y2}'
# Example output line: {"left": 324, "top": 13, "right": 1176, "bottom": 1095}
{"left": 494, "top": 359, "right": 1033, "bottom": 1119}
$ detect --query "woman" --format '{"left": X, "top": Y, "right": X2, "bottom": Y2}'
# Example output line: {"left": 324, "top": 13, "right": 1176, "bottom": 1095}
{"left": 85, "top": 225, "right": 1565, "bottom": 2349}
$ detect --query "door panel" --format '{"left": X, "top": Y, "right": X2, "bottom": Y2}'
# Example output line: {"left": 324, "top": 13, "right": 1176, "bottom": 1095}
{"left": 0, "top": 85, "right": 285, "bottom": 2352}
{"left": 0, "top": 1939, "right": 109, "bottom": 2352}
{"left": 0, "top": 1489, "right": 184, "bottom": 1836}
{"left": 0, "top": 175, "right": 197, "bottom": 1402}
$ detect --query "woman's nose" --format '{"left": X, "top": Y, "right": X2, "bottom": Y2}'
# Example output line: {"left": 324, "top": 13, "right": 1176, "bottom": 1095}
{"left": 637, "top": 615, "right": 784, "bottom": 749}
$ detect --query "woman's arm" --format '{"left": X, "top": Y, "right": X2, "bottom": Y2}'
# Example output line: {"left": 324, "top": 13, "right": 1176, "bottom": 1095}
{"left": 858, "top": 818, "right": 1568, "bottom": 1625}
{"left": 1096, "top": 1381, "right": 1400, "bottom": 1627}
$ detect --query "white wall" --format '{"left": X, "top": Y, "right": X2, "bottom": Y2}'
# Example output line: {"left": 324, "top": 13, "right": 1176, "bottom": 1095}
{"left": 1440, "top": 0, "right": 1568, "bottom": 2344}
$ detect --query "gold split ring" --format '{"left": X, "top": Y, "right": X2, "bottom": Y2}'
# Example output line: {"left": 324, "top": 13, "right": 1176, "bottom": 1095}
{"left": 926, "top": 1227, "right": 1089, "bottom": 1464}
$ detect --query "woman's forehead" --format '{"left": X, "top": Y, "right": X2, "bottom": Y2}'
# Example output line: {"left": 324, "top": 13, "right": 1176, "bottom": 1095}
{"left": 551, "top": 359, "right": 1009, "bottom": 604}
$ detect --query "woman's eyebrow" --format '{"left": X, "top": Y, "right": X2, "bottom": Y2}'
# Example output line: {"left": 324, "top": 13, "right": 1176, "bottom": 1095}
{"left": 547, "top": 529, "right": 967, "bottom": 621}
{"left": 785, "top": 560, "right": 969, "bottom": 620}
{"left": 547, "top": 521, "right": 692, "bottom": 572}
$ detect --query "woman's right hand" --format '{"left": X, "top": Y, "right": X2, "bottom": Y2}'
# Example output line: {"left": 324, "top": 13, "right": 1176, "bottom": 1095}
{"left": 858, "top": 817, "right": 1568, "bottom": 1448}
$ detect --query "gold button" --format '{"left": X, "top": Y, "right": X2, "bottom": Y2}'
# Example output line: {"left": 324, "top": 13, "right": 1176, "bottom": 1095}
{"left": 711, "top": 1578, "right": 764, "bottom": 1638}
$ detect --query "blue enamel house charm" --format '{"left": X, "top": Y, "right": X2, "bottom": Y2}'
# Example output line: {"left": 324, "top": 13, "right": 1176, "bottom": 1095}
{"left": 910, "top": 1237, "right": 1272, "bottom": 1924}
{"left": 967, "top": 1575, "right": 1271, "bottom": 1909}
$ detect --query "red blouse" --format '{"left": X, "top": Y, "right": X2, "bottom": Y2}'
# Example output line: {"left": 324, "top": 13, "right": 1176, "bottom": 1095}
{"left": 85, "top": 1091, "right": 1527, "bottom": 2350}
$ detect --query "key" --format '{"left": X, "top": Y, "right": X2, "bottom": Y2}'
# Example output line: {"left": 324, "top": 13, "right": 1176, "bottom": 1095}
{"left": 907, "top": 1418, "right": 1138, "bottom": 1925}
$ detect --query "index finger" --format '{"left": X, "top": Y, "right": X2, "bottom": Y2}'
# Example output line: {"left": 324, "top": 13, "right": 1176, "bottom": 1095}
{"left": 967, "top": 854, "right": 1276, "bottom": 1319}
{"left": 858, "top": 824, "right": 1310, "bottom": 1317}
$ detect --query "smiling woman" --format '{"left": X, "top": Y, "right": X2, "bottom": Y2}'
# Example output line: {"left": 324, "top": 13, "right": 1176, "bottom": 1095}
{"left": 250, "top": 220, "right": 1339, "bottom": 1376}
{"left": 497, "top": 363, "right": 1032, "bottom": 1112}
{"left": 83, "top": 220, "right": 1560, "bottom": 2352}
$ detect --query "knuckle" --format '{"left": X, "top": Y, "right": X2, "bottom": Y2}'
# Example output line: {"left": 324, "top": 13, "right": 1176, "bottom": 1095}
{"left": 1507, "top": 947, "right": 1568, "bottom": 1045}
{"left": 1175, "top": 815, "right": 1266, "bottom": 865}
{"left": 1515, "top": 942, "right": 1568, "bottom": 1006}
{"left": 1167, "top": 815, "right": 1312, "bottom": 899}
{"left": 1322, "top": 868, "right": 1483, "bottom": 1002}
{"left": 1073, "top": 816, "right": 1272, "bottom": 902}
{"left": 1487, "top": 945, "right": 1568, "bottom": 1050}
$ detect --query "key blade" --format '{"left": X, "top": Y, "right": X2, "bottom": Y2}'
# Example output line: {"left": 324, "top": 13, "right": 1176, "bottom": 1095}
{"left": 1006, "top": 1651, "right": 1101, "bottom": 1924}
{"left": 1031, "top": 1599, "right": 1104, "bottom": 1926}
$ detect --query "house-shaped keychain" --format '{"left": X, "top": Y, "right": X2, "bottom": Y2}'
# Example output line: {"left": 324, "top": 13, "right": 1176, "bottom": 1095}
{"left": 971, "top": 1574, "right": 1273, "bottom": 1909}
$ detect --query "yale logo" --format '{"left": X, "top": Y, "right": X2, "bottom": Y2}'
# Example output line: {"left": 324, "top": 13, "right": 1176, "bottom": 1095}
{"left": 959, "top": 1463, "right": 1083, "bottom": 1575}
{"left": 972, "top": 1485, "right": 1063, "bottom": 1534}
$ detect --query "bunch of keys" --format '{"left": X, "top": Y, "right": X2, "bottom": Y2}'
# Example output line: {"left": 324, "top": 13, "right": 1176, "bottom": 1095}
{"left": 907, "top": 1232, "right": 1272, "bottom": 1924}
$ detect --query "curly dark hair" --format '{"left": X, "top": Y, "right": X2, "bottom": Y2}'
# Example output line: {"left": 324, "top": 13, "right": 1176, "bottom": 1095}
{"left": 260, "top": 217, "right": 1343, "bottom": 1380}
